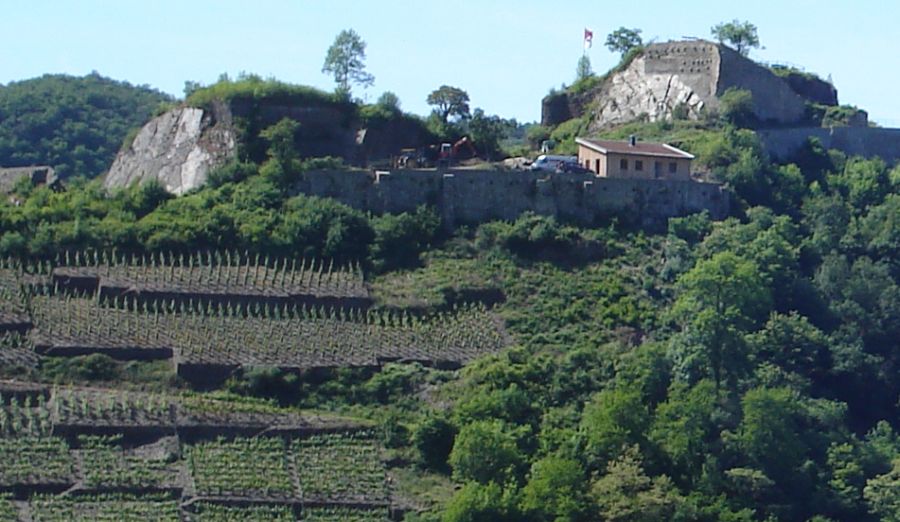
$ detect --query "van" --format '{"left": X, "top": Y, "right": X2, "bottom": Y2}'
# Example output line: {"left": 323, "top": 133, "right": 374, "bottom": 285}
{"left": 530, "top": 154, "right": 579, "bottom": 172}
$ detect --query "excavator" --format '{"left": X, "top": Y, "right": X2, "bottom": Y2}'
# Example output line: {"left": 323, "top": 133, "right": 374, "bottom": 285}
{"left": 395, "top": 137, "right": 478, "bottom": 169}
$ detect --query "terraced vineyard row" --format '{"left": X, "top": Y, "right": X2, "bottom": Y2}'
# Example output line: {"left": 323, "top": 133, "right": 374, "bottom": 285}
{"left": 0, "top": 265, "right": 28, "bottom": 333}
{"left": 0, "top": 384, "right": 351, "bottom": 434}
{"left": 30, "top": 295, "right": 507, "bottom": 377}
{"left": 0, "top": 383, "right": 394, "bottom": 520}
{"left": 49, "top": 251, "right": 370, "bottom": 305}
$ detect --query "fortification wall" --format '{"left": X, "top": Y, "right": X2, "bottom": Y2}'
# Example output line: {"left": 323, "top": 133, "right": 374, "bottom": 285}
{"left": 295, "top": 169, "right": 730, "bottom": 227}
{"left": 758, "top": 127, "right": 900, "bottom": 164}
{"left": 715, "top": 45, "right": 807, "bottom": 124}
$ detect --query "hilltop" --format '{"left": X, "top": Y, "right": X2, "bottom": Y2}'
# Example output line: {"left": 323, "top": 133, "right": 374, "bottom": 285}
{"left": 0, "top": 74, "right": 173, "bottom": 179}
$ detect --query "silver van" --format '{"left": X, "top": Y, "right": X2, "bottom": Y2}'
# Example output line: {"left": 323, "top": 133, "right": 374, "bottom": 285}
{"left": 530, "top": 154, "right": 578, "bottom": 172}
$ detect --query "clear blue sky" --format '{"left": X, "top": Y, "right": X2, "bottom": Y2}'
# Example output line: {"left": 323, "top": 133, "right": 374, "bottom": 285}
{"left": 2, "top": 0, "right": 897, "bottom": 125}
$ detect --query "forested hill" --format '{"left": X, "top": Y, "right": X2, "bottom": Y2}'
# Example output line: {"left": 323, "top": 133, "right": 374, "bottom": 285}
{"left": 0, "top": 73, "right": 173, "bottom": 178}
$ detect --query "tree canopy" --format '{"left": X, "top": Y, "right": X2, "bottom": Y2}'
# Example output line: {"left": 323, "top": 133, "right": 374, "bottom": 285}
{"left": 605, "top": 27, "right": 644, "bottom": 56}
{"left": 427, "top": 85, "right": 471, "bottom": 124}
{"left": 322, "top": 29, "right": 375, "bottom": 99}
{"left": 711, "top": 20, "right": 760, "bottom": 56}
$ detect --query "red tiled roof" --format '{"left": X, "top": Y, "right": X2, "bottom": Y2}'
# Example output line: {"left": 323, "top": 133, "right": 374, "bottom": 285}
{"left": 575, "top": 137, "right": 694, "bottom": 159}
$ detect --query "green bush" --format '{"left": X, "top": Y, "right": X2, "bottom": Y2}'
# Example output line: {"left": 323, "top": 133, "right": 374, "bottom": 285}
{"left": 413, "top": 415, "right": 457, "bottom": 471}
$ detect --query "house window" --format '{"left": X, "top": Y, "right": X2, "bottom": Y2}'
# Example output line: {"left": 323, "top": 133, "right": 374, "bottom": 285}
{"left": 669, "top": 162, "right": 678, "bottom": 174}
{"left": 595, "top": 159, "right": 601, "bottom": 174}
{"left": 635, "top": 160, "right": 643, "bottom": 171}
{"left": 619, "top": 158, "right": 628, "bottom": 170}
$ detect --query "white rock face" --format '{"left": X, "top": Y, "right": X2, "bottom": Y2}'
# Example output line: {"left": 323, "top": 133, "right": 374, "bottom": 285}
{"left": 104, "top": 106, "right": 235, "bottom": 195}
{"left": 591, "top": 56, "right": 709, "bottom": 130}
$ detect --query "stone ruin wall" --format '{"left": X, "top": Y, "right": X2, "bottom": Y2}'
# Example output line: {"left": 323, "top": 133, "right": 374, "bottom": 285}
{"left": 293, "top": 169, "right": 730, "bottom": 229}
{"left": 551, "top": 40, "right": 809, "bottom": 130}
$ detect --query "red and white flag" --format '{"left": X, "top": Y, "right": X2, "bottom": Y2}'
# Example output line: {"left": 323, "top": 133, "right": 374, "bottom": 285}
{"left": 584, "top": 28, "right": 594, "bottom": 49}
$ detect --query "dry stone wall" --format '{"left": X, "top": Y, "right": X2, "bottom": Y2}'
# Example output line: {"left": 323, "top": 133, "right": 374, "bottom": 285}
{"left": 294, "top": 169, "right": 730, "bottom": 228}
{"left": 759, "top": 127, "right": 900, "bottom": 164}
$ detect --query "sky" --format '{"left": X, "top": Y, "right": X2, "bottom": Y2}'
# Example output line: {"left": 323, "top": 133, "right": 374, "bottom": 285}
{"left": 2, "top": 0, "right": 898, "bottom": 125}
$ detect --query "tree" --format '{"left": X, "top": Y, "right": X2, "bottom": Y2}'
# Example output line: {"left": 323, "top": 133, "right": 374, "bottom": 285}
{"left": 427, "top": 85, "right": 471, "bottom": 124}
{"left": 580, "top": 386, "right": 650, "bottom": 470}
{"left": 605, "top": 27, "right": 643, "bottom": 57}
{"left": 520, "top": 455, "right": 590, "bottom": 521}
{"left": 468, "top": 109, "right": 513, "bottom": 160}
{"left": 449, "top": 420, "right": 524, "bottom": 484}
{"left": 413, "top": 414, "right": 456, "bottom": 471}
{"left": 591, "top": 445, "right": 683, "bottom": 522}
{"left": 322, "top": 29, "right": 374, "bottom": 98}
{"left": 443, "top": 481, "right": 521, "bottom": 522}
{"left": 575, "top": 55, "right": 593, "bottom": 82}
{"left": 864, "top": 459, "right": 900, "bottom": 521}
{"left": 376, "top": 91, "right": 400, "bottom": 112}
{"left": 734, "top": 387, "right": 805, "bottom": 484}
{"left": 711, "top": 20, "right": 760, "bottom": 56}
{"left": 671, "top": 252, "right": 771, "bottom": 390}
{"left": 650, "top": 380, "right": 719, "bottom": 484}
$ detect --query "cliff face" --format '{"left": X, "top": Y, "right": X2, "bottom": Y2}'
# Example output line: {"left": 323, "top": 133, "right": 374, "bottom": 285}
{"left": 104, "top": 103, "right": 236, "bottom": 195}
{"left": 543, "top": 40, "right": 812, "bottom": 130}
{"left": 104, "top": 97, "right": 432, "bottom": 195}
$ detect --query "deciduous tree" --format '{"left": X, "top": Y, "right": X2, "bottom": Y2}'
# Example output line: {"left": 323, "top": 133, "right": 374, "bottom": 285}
{"left": 711, "top": 20, "right": 760, "bottom": 56}
{"left": 427, "top": 85, "right": 471, "bottom": 124}
{"left": 322, "top": 29, "right": 374, "bottom": 99}
{"left": 605, "top": 28, "right": 643, "bottom": 57}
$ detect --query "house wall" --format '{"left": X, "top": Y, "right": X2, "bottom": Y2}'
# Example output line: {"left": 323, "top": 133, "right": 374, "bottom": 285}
{"left": 293, "top": 169, "right": 729, "bottom": 229}
{"left": 577, "top": 145, "right": 691, "bottom": 180}
{"left": 578, "top": 147, "right": 608, "bottom": 175}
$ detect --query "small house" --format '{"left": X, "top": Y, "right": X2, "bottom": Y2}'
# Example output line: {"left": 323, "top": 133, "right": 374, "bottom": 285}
{"left": 575, "top": 136, "right": 694, "bottom": 180}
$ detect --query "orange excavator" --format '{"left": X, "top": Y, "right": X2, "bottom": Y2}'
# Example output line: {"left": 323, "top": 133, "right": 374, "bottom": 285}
{"left": 437, "top": 136, "right": 478, "bottom": 167}
{"left": 396, "top": 136, "right": 479, "bottom": 169}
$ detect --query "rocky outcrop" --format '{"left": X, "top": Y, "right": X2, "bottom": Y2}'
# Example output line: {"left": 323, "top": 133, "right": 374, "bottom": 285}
{"left": 544, "top": 40, "right": 812, "bottom": 131}
{"left": 103, "top": 95, "right": 432, "bottom": 195}
{"left": 777, "top": 70, "right": 838, "bottom": 106}
{"left": 104, "top": 104, "right": 236, "bottom": 195}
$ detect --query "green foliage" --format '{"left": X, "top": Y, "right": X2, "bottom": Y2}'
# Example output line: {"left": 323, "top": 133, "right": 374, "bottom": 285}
{"left": 377, "top": 91, "right": 401, "bottom": 112}
{"left": 467, "top": 109, "right": 514, "bottom": 159}
{"left": 370, "top": 206, "right": 441, "bottom": 271}
{"left": 650, "top": 380, "right": 720, "bottom": 485}
{"left": 185, "top": 74, "right": 336, "bottom": 110}
{"left": 822, "top": 105, "right": 863, "bottom": 127}
{"left": 548, "top": 116, "right": 591, "bottom": 155}
{"left": 442, "top": 481, "right": 521, "bottom": 522}
{"left": 449, "top": 420, "right": 524, "bottom": 484}
{"left": 575, "top": 55, "right": 593, "bottom": 83}
{"left": 591, "top": 445, "right": 682, "bottom": 522}
{"left": 322, "top": 29, "right": 375, "bottom": 99}
{"left": 719, "top": 88, "right": 755, "bottom": 128}
{"left": 711, "top": 20, "right": 760, "bottom": 56}
{"left": 864, "top": 458, "right": 900, "bottom": 521}
{"left": 580, "top": 387, "right": 650, "bottom": 470}
{"left": 39, "top": 353, "right": 120, "bottom": 382}
{"left": 605, "top": 28, "right": 644, "bottom": 57}
{"left": 520, "top": 455, "right": 589, "bottom": 522}
{"left": 0, "top": 73, "right": 172, "bottom": 178}
{"left": 670, "top": 252, "right": 771, "bottom": 388}
{"left": 414, "top": 414, "right": 457, "bottom": 471}
{"left": 476, "top": 212, "right": 580, "bottom": 260}
{"left": 427, "top": 86, "right": 471, "bottom": 124}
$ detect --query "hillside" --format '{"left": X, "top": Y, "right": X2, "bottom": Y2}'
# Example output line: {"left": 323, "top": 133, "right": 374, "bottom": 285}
{"left": 0, "top": 46, "right": 899, "bottom": 521}
{"left": 0, "top": 102, "right": 898, "bottom": 519}
{"left": 0, "top": 74, "right": 173, "bottom": 179}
